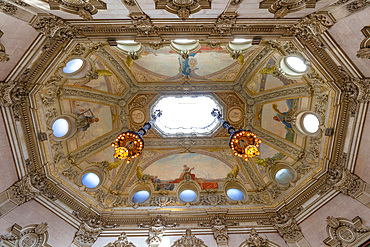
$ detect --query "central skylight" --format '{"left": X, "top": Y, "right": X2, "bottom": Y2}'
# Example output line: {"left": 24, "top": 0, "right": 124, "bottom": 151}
{"left": 152, "top": 95, "right": 222, "bottom": 137}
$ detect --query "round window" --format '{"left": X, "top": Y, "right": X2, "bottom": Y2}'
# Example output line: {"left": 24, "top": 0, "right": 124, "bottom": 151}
{"left": 303, "top": 113, "right": 320, "bottom": 133}
{"left": 132, "top": 190, "right": 150, "bottom": 204}
{"left": 227, "top": 188, "right": 245, "bottom": 201}
{"left": 180, "top": 189, "right": 197, "bottom": 202}
{"left": 285, "top": 56, "right": 307, "bottom": 73}
{"left": 275, "top": 168, "right": 294, "bottom": 184}
{"left": 81, "top": 172, "right": 100, "bottom": 188}
{"left": 63, "top": 59, "right": 84, "bottom": 74}
{"left": 52, "top": 118, "right": 69, "bottom": 138}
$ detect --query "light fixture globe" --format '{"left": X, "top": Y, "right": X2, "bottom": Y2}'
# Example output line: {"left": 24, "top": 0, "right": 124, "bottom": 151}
{"left": 212, "top": 109, "right": 262, "bottom": 161}
{"left": 112, "top": 110, "right": 161, "bottom": 163}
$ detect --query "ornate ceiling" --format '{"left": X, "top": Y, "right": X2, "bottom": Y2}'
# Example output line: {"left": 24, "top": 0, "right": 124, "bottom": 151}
{"left": 0, "top": 0, "right": 369, "bottom": 246}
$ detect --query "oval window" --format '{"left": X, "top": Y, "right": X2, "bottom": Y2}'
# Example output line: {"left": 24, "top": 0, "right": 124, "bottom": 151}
{"left": 180, "top": 189, "right": 197, "bottom": 202}
{"left": 303, "top": 114, "right": 320, "bottom": 133}
{"left": 132, "top": 190, "right": 150, "bottom": 204}
{"left": 285, "top": 56, "right": 307, "bottom": 73}
{"left": 275, "top": 168, "right": 294, "bottom": 184}
{"left": 63, "top": 59, "right": 84, "bottom": 74}
{"left": 81, "top": 172, "right": 100, "bottom": 188}
{"left": 52, "top": 118, "right": 69, "bottom": 138}
{"left": 227, "top": 188, "right": 245, "bottom": 201}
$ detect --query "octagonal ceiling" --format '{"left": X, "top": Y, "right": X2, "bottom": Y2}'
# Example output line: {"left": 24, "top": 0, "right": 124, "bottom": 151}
{"left": 28, "top": 39, "right": 337, "bottom": 216}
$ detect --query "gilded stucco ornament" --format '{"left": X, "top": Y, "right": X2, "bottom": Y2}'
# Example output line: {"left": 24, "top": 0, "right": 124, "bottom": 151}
{"left": 72, "top": 223, "right": 103, "bottom": 247}
{"left": 357, "top": 26, "right": 370, "bottom": 59}
{"left": 213, "top": 13, "right": 237, "bottom": 35}
{"left": 139, "top": 216, "right": 178, "bottom": 246}
{"left": 199, "top": 214, "right": 238, "bottom": 246}
{"left": 171, "top": 229, "right": 208, "bottom": 247}
{"left": 0, "top": 31, "right": 9, "bottom": 62}
{"left": 290, "top": 13, "right": 334, "bottom": 41}
{"left": 154, "top": 0, "right": 212, "bottom": 20}
{"left": 239, "top": 228, "right": 268, "bottom": 247}
{"left": 0, "top": 1, "right": 17, "bottom": 15}
{"left": 130, "top": 14, "right": 156, "bottom": 36}
{"left": 260, "top": 0, "right": 317, "bottom": 19}
{"left": 324, "top": 216, "right": 370, "bottom": 246}
{"left": 48, "top": 0, "right": 106, "bottom": 20}
{"left": 0, "top": 223, "right": 51, "bottom": 247}
{"left": 30, "top": 14, "right": 80, "bottom": 49}
{"left": 105, "top": 233, "right": 136, "bottom": 247}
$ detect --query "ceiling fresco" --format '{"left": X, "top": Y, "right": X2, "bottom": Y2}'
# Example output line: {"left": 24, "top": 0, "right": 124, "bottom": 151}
{"left": 114, "top": 45, "right": 259, "bottom": 83}
{"left": 246, "top": 52, "right": 303, "bottom": 94}
{"left": 24, "top": 37, "right": 339, "bottom": 223}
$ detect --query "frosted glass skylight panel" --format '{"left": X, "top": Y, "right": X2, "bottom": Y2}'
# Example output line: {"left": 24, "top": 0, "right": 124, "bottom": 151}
{"left": 180, "top": 189, "right": 197, "bottom": 202}
{"left": 152, "top": 96, "right": 221, "bottom": 136}
{"left": 132, "top": 190, "right": 150, "bottom": 203}
{"left": 227, "top": 188, "right": 245, "bottom": 201}
{"left": 81, "top": 172, "right": 100, "bottom": 188}
{"left": 63, "top": 59, "right": 84, "bottom": 74}
{"left": 286, "top": 56, "right": 307, "bottom": 73}
{"left": 52, "top": 118, "right": 69, "bottom": 137}
{"left": 276, "top": 168, "right": 294, "bottom": 184}
{"left": 303, "top": 114, "right": 319, "bottom": 133}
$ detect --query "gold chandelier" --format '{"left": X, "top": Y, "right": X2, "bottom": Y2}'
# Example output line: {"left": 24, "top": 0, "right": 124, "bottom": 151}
{"left": 112, "top": 110, "right": 162, "bottom": 163}
{"left": 211, "top": 109, "right": 261, "bottom": 161}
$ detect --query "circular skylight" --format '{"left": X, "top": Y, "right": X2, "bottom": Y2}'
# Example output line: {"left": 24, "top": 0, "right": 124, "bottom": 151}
{"left": 132, "top": 190, "right": 150, "bottom": 204}
{"left": 180, "top": 189, "right": 197, "bottom": 202}
{"left": 81, "top": 172, "right": 100, "bottom": 188}
{"left": 303, "top": 114, "right": 320, "bottom": 133}
{"left": 152, "top": 96, "right": 221, "bottom": 137}
{"left": 275, "top": 168, "right": 294, "bottom": 184}
{"left": 285, "top": 56, "right": 307, "bottom": 73}
{"left": 63, "top": 59, "right": 84, "bottom": 74}
{"left": 52, "top": 118, "right": 69, "bottom": 138}
{"left": 227, "top": 188, "right": 245, "bottom": 201}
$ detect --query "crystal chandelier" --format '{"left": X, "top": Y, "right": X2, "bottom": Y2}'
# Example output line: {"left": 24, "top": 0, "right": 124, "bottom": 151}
{"left": 211, "top": 109, "right": 261, "bottom": 161}
{"left": 112, "top": 110, "right": 162, "bottom": 163}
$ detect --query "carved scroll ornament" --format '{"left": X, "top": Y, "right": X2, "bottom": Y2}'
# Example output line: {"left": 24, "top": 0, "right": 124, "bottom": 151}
{"left": 155, "top": 0, "right": 212, "bottom": 20}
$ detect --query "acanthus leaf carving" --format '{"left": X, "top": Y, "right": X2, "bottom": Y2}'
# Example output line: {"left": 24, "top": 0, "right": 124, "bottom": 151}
{"left": 0, "top": 223, "right": 51, "bottom": 247}
{"left": 155, "top": 0, "right": 212, "bottom": 20}
{"left": 8, "top": 176, "right": 38, "bottom": 205}
{"left": 171, "top": 229, "right": 208, "bottom": 247}
{"left": 73, "top": 222, "right": 102, "bottom": 247}
{"left": 130, "top": 14, "right": 157, "bottom": 36}
{"left": 48, "top": 0, "right": 106, "bottom": 20}
{"left": 199, "top": 214, "right": 238, "bottom": 245}
{"left": 239, "top": 228, "right": 269, "bottom": 247}
{"left": 0, "top": 1, "right": 17, "bottom": 15}
{"left": 105, "top": 232, "right": 136, "bottom": 247}
{"left": 357, "top": 26, "right": 370, "bottom": 59}
{"left": 213, "top": 13, "right": 237, "bottom": 35}
{"left": 289, "top": 13, "right": 334, "bottom": 41}
{"left": 324, "top": 216, "right": 370, "bottom": 246}
{"left": 30, "top": 14, "right": 80, "bottom": 48}
{"left": 139, "top": 215, "right": 178, "bottom": 246}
